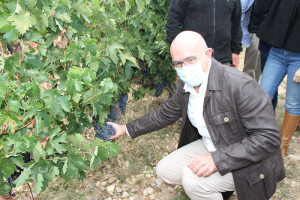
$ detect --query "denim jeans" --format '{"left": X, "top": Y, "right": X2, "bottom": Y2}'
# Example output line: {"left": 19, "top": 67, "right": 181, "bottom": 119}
{"left": 259, "top": 40, "right": 278, "bottom": 110}
{"left": 260, "top": 47, "right": 300, "bottom": 116}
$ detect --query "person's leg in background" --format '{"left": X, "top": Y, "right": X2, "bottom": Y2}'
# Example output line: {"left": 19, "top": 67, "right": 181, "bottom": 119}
{"left": 260, "top": 47, "right": 287, "bottom": 102}
{"left": 259, "top": 40, "right": 278, "bottom": 110}
{"left": 280, "top": 50, "right": 300, "bottom": 157}
{"left": 243, "top": 33, "right": 261, "bottom": 82}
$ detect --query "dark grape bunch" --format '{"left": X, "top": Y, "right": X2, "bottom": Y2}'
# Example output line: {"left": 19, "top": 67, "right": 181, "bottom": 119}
{"left": 92, "top": 121, "right": 116, "bottom": 142}
{"left": 140, "top": 60, "right": 148, "bottom": 80}
{"left": 7, "top": 44, "right": 14, "bottom": 54}
{"left": 155, "top": 79, "right": 167, "bottom": 97}
{"left": 108, "top": 105, "right": 116, "bottom": 120}
{"left": 119, "top": 93, "right": 128, "bottom": 114}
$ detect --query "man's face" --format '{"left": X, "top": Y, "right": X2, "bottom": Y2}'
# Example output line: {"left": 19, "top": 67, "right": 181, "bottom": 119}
{"left": 171, "top": 46, "right": 210, "bottom": 72}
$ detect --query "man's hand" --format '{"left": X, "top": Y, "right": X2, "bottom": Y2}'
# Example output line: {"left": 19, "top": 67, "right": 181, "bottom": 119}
{"left": 187, "top": 154, "right": 217, "bottom": 177}
{"left": 231, "top": 53, "right": 239, "bottom": 68}
{"left": 106, "top": 122, "right": 127, "bottom": 139}
{"left": 293, "top": 68, "right": 300, "bottom": 83}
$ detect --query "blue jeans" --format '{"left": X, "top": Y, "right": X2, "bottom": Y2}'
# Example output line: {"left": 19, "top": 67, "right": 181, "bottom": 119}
{"left": 259, "top": 40, "right": 278, "bottom": 110}
{"left": 260, "top": 47, "right": 300, "bottom": 116}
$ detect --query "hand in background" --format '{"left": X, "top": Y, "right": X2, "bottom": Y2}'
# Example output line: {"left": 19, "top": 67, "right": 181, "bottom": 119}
{"left": 231, "top": 53, "right": 239, "bottom": 68}
{"left": 187, "top": 154, "right": 217, "bottom": 177}
{"left": 107, "top": 122, "right": 127, "bottom": 139}
{"left": 293, "top": 68, "right": 300, "bottom": 83}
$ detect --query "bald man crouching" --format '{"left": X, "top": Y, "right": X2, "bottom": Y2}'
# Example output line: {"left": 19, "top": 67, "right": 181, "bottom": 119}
{"left": 108, "top": 31, "right": 285, "bottom": 200}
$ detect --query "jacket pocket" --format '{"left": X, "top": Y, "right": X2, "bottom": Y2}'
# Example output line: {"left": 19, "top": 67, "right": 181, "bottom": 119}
{"left": 212, "top": 111, "right": 242, "bottom": 145}
{"left": 246, "top": 158, "right": 277, "bottom": 199}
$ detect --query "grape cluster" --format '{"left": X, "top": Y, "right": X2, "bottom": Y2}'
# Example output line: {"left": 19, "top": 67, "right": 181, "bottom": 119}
{"left": 140, "top": 60, "right": 148, "bottom": 80}
{"left": 155, "top": 79, "right": 167, "bottom": 97}
{"left": 92, "top": 121, "right": 116, "bottom": 142}
{"left": 119, "top": 93, "right": 128, "bottom": 114}
{"left": 22, "top": 152, "right": 31, "bottom": 163}
{"left": 7, "top": 44, "right": 14, "bottom": 54}
{"left": 109, "top": 105, "right": 116, "bottom": 120}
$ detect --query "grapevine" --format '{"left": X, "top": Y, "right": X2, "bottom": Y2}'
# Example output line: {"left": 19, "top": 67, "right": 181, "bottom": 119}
{"left": 0, "top": 0, "right": 173, "bottom": 197}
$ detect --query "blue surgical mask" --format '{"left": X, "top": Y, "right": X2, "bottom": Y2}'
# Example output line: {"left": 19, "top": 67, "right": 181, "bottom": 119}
{"left": 175, "top": 61, "right": 208, "bottom": 87}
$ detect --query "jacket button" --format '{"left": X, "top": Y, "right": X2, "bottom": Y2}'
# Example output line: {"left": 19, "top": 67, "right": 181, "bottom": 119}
{"left": 260, "top": 174, "right": 264, "bottom": 179}
{"left": 224, "top": 117, "right": 229, "bottom": 122}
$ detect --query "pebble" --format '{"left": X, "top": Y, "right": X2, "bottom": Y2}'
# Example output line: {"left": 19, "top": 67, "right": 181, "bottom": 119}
{"left": 122, "top": 192, "right": 129, "bottom": 198}
{"left": 143, "top": 187, "right": 154, "bottom": 196}
{"left": 96, "top": 181, "right": 101, "bottom": 188}
{"left": 116, "top": 187, "right": 123, "bottom": 193}
{"left": 108, "top": 177, "right": 118, "bottom": 184}
{"left": 88, "top": 182, "right": 95, "bottom": 189}
{"left": 129, "top": 197, "right": 135, "bottom": 200}
{"left": 149, "top": 194, "right": 155, "bottom": 200}
{"left": 124, "top": 161, "right": 130, "bottom": 167}
{"left": 104, "top": 174, "right": 112, "bottom": 180}
{"left": 288, "top": 154, "right": 300, "bottom": 161}
{"left": 101, "top": 181, "right": 107, "bottom": 186}
{"left": 107, "top": 184, "right": 115, "bottom": 193}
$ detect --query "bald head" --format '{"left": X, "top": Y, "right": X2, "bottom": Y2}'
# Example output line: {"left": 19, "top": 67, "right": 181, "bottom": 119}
{"left": 170, "top": 31, "right": 208, "bottom": 61}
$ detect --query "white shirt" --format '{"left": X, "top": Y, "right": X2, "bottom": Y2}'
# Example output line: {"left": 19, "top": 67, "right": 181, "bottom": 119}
{"left": 184, "top": 71, "right": 217, "bottom": 153}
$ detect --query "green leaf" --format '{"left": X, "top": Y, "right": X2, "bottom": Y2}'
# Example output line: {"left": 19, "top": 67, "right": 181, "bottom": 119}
{"left": 10, "top": 155, "right": 25, "bottom": 169}
{"left": 33, "top": 143, "right": 44, "bottom": 162}
{"left": 3, "top": 29, "right": 20, "bottom": 44}
{"left": 33, "top": 174, "right": 44, "bottom": 194}
{"left": 56, "top": 96, "right": 71, "bottom": 113}
{"left": 119, "top": 51, "right": 138, "bottom": 67}
{"left": 106, "top": 42, "right": 124, "bottom": 65}
{"left": 106, "top": 142, "right": 119, "bottom": 159}
{"left": 0, "top": 182, "right": 11, "bottom": 197}
{"left": 49, "top": 166, "right": 60, "bottom": 179}
{"left": 136, "top": 0, "right": 146, "bottom": 13}
{"left": 14, "top": 164, "right": 34, "bottom": 188}
{"left": 62, "top": 159, "right": 68, "bottom": 174}
{"left": 0, "top": 158, "right": 17, "bottom": 177}
{"left": 99, "top": 78, "right": 117, "bottom": 94}
{"left": 68, "top": 134, "right": 91, "bottom": 152}
{"left": 8, "top": 11, "right": 37, "bottom": 34}
{"left": 53, "top": 133, "right": 67, "bottom": 154}
{"left": 6, "top": 0, "right": 22, "bottom": 14}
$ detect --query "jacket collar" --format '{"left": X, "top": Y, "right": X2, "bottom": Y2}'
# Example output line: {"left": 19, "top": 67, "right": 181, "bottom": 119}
{"left": 206, "top": 58, "right": 222, "bottom": 91}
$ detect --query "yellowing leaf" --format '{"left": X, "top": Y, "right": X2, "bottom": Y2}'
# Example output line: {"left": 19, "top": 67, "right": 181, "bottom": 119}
{"left": 8, "top": 12, "right": 36, "bottom": 35}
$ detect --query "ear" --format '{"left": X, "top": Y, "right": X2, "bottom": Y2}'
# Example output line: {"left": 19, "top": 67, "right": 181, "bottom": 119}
{"left": 205, "top": 48, "right": 213, "bottom": 58}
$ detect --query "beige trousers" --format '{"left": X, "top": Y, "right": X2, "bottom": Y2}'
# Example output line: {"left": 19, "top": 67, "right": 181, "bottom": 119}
{"left": 243, "top": 33, "right": 261, "bottom": 82}
{"left": 156, "top": 139, "right": 235, "bottom": 200}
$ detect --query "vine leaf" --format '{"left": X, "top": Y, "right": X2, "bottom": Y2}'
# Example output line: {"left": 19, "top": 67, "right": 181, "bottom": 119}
{"left": 53, "top": 133, "right": 67, "bottom": 154}
{"left": 8, "top": 11, "right": 37, "bottom": 34}
{"left": 106, "top": 42, "right": 124, "bottom": 65}
{"left": 33, "top": 174, "right": 44, "bottom": 194}
{"left": 14, "top": 164, "right": 34, "bottom": 188}
{"left": 33, "top": 142, "right": 44, "bottom": 162}
{"left": 0, "top": 158, "right": 17, "bottom": 177}
{"left": 136, "top": 0, "right": 146, "bottom": 13}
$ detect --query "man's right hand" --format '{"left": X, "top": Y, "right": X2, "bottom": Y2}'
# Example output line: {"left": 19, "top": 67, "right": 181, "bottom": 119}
{"left": 107, "top": 122, "right": 127, "bottom": 139}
